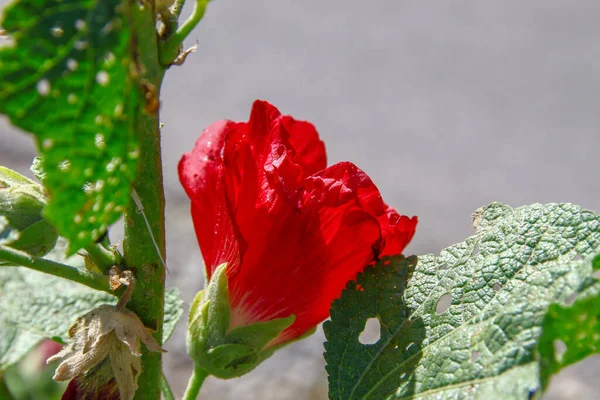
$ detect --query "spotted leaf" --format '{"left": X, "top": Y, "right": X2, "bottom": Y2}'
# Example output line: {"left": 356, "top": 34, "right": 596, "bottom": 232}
{"left": 0, "top": 0, "right": 141, "bottom": 252}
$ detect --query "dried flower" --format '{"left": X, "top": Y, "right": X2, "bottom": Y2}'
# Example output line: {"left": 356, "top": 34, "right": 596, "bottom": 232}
{"left": 49, "top": 305, "right": 165, "bottom": 400}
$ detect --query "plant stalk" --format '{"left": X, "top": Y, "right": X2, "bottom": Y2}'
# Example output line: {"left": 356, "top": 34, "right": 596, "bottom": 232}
{"left": 123, "top": 3, "right": 169, "bottom": 400}
{"left": 0, "top": 244, "right": 111, "bottom": 293}
{"left": 182, "top": 365, "right": 209, "bottom": 400}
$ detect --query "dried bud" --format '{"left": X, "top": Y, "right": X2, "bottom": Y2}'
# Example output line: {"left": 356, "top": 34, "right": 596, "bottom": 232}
{"left": 48, "top": 305, "right": 165, "bottom": 400}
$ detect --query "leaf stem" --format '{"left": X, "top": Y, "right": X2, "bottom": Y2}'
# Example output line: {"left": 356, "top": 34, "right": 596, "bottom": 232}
{"left": 159, "top": 0, "right": 210, "bottom": 65}
{"left": 182, "top": 365, "right": 209, "bottom": 400}
{"left": 0, "top": 244, "right": 111, "bottom": 293}
{"left": 160, "top": 372, "right": 176, "bottom": 400}
{"left": 83, "top": 242, "right": 120, "bottom": 273}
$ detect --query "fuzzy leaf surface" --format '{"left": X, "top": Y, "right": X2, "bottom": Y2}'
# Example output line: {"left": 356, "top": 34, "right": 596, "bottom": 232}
{"left": 325, "top": 203, "right": 600, "bottom": 400}
{"left": 0, "top": 0, "right": 141, "bottom": 252}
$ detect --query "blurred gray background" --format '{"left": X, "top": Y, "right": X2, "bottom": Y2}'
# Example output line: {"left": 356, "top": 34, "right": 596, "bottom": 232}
{"left": 2, "top": 0, "right": 600, "bottom": 398}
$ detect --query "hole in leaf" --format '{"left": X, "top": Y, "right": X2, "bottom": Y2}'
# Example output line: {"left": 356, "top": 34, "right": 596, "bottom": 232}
{"left": 439, "top": 263, "right": 449, "bottom": 271}
{"left": 471, "top": 351, "right": 481, "bottom": 361}
{"left": 573, "top": 254, "right": 583, "bottom": 261}
{"left": 358, "top": 318, "right": 381, "bottom": 345}
{"left": 471, "top": 242, "right": 480, "bottom": 256}
{"left": 565, "top": 292, "right": 577, "bottom": 306}
{"left": 436, "top": 293, "right": 451, "bottom": 314}
{"left": 493, "top": 282, "right": 502, "bottom": 292}
{"left": 592, "top": 270, "right": 600, "bottom": 279}
{"left": 593, "top": 254, "right": 600, "bottom": 271}
{"left": 554, "top": 339, "right": 567, "bottom": 362}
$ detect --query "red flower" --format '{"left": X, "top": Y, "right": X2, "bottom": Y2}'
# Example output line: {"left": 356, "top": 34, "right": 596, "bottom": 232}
{"left": 179, "top": 100, "right": 417, "bottom": 345}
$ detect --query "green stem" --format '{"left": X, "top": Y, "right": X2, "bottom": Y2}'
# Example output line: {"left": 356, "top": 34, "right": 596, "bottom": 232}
{"left": 0, "top": 244, "right": 111, "bottom": 293}
{"left": 159, "top": 0, "right": 210, "bottom": 65}
{"left": 160, "top": 372, "right": 176, "bottom": 400}
{"left": 174, "top": 0, "right": 187, "bottom": 18}
{"left": 83, "top": 242, "right": 120, "bottom": 273}
{"left": 182, "top": 365, "right": 209, "bottom": 400}
{"left": 126, "top": 4, "right": 168, "bottom": 400}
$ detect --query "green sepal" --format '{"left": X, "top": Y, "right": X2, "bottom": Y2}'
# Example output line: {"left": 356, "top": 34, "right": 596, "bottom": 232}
{"left": 206, "top": 343, "right": 257, "bottom": 375}
{"left": 204, "top": 263, "right": 231, "bottom": 341}
{"left": 226, "top": 314, "right": 295, "bottom": 350}
{"left": 0, "top": 166, "right": 57, "bottom": 258}
{"left": 186, "top": 263, "right": 296, "bottom": 379}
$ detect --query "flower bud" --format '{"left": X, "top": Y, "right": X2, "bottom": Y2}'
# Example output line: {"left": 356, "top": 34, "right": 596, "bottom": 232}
{"left": 0, "top": 166, "right": 57, "bottom": 257}
{"left": 187, "top": 263, "right": 299, "bottom": 379}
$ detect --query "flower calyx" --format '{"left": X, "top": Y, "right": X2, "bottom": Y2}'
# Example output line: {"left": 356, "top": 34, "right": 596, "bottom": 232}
{"left": 187, "top": 263, "right": 300, "bottom": 379}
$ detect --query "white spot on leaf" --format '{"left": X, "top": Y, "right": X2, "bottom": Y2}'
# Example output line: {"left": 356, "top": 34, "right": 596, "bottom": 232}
{"left": 37, "top": 79, "right": 50, "bottom": 96}
{"left": 75, "top": 19, "right": 86, "bottom": 31}
{"left": 95, "top": 133, "right": 106, "bottom": 150}
{"left": 104, "top": 52, "right": 116, "bottom": 67}
{"left": 74, "top": 40, "right": 88, "bottom": 50}
{"left": 66, "top": 58, "right": 78, "bottom": 71}
{"left": 51, "top": 26, "right": 64, "bottom": 37}
{"left": 58, "top": 160, "right": 71, "bottom": 171}
{"left": 42, "top": 139, "right": 54, "bottom": 150}
{"left": 96, "top": 71, "right": 109, "bottom": 86}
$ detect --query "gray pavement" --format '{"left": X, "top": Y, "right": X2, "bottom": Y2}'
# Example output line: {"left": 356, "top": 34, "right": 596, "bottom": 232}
{"left": 1, "top": 1, "right": 600, "bottom": 398}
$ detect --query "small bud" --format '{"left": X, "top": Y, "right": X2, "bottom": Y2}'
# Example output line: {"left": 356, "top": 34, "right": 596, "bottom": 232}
{"left": 0, "top": 166, "right": 57, "bottom": 257}
{"left": 187, "top": 264, "right": 297, "bottom": 379}
{"left": 48, "top": 305, "right": 165, "bottom": 400}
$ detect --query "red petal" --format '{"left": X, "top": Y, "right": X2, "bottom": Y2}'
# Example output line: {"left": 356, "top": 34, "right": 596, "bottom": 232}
{"left": 178, "top": 120, "right": 242, "bottom": 278}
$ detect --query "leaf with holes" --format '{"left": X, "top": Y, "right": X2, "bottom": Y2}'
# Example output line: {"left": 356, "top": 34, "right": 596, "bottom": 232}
{"left": 324, "top": 202, "right": 600, "bottom": 400}
{"left": 538, "top": 257, "right": 600, "bottom": 390}
{"left": 0, "top": 241, "right": 184, "bottom": 370}
{"left": 0, "top": 0, "right": 142, "bottom": 252}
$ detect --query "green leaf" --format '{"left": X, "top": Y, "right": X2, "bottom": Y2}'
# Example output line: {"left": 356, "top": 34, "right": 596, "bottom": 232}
{"left": 0, "top": 0, "right": 142, "bottom": 252}
{"left": 325, "top": 202, "right": 600, "bottom": 400}
{"left": 0, "top": 244, "right": 184, "bottom": 370}
{"left": 538, "top": 278, "right": 600, "bottom": 390}
{"left": 163, "top": 287, "right": 184, "bottom": 343}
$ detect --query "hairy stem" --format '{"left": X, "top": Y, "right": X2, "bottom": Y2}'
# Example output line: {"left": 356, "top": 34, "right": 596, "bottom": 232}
{"left": 124, "top": 4, "right": 168, "bottom": 400}
{"left": 182, "top": 365, "right": 209, "bottom": 400}
{"left": 159, "top": 0, "right": 210, "bottom": 65}
{"left": 0, "top": 244, "right": 111, "bottom": 293}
